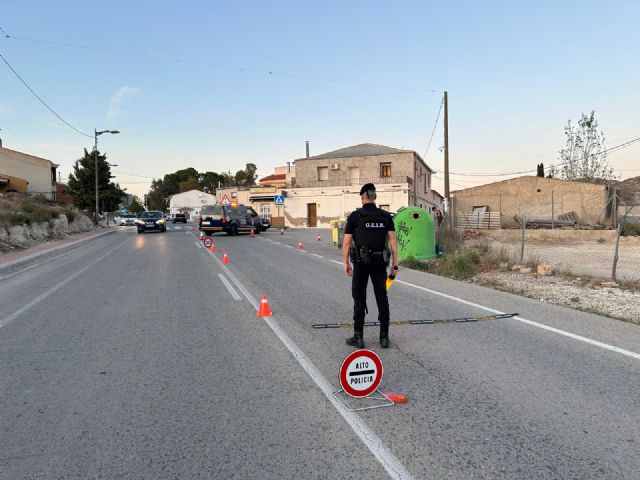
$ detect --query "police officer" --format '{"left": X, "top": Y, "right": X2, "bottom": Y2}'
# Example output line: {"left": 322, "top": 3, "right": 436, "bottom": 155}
{"left": 343, "top": 183, "right": 398, "bottom": 348}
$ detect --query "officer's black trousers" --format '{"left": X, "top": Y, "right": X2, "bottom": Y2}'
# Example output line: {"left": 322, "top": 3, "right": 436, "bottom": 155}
{"left": 352, "top": 257, "right": 389, "bottom": 334}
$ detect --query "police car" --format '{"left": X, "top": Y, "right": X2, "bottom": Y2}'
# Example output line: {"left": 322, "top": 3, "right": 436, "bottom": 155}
{"left": 199, "top": 204, "right": 263, "bottom": 236}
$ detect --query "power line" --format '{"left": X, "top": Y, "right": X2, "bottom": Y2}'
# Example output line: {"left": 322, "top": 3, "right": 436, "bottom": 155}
{"left": 423, "top": 96, "right": 444, "bottom": 159}
{"left": 112, "top": 170, "right": 156, "bottom": 179}
{"left": 0, "top": 51, "right": 92, "bottom": 138}
{"left": 449, "top": 136, "right": 640, "bottom": 177}
{"left": 1, "top": 29, "right": 439, "bottom": 93}
{"left": 0, "top": 120, "right": 28, "bottom": 148}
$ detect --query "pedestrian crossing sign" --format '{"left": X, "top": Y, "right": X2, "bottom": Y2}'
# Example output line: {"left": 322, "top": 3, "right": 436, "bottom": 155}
{"left": 274, "top": 195, "right": 285, "bottom": 206}
{"left": 221, "top": 195, "right": 231, "bottom": 205}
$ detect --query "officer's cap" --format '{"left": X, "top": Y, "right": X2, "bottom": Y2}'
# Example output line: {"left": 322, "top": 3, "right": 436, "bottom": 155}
{"left": 359, "top": 183, "right": 376, "bottom": 196}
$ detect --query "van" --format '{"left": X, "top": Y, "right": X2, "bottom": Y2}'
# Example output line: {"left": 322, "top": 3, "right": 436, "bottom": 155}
{"left": 199, "top": 204, "right": 263, "bottom": 236}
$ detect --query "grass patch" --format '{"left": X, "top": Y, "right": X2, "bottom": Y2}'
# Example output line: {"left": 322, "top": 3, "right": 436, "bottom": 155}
{"left": 400, "top": 240, "right": 509, "bottom": 280}
{"left": 0, "top": 192, "right": 78, "bottom": 228}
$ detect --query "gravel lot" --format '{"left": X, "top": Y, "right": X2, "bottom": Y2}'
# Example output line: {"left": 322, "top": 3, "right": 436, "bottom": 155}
{"left": 487, "top": 238, "right": 640, "bottom": 282}
{"left": 474, "top": 270, "right": 640, "bottom": 323}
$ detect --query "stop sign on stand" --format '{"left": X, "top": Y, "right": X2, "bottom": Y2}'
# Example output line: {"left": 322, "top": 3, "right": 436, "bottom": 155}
{"left": 333, "top": 349, "right": 394, "bottom": 411}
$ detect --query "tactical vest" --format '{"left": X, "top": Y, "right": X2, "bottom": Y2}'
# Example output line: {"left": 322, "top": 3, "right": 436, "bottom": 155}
{"left": 352, "top": 207, "right": 390, "bottom": 251}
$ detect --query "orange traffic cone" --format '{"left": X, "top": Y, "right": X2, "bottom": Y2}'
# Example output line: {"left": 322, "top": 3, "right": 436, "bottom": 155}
{"left": 222, "top": 253, "right": 229, "bottom": 265}
{"left": 199, "top": 231, "right": 204, "bottom": 240}
{"left": 250, "top": 228, "right": 255, "bottom": 238}
{"left": 257, "top": 295, "right": 272, "bottom": 317}
{"left": 298, "top": 242, "right": 303, "bottom": 250}
{"left": 383, "top": 393, "right": 408, "bottom": 404}
{"left": 209, "top": 243, "right": 216, "bottom": 253}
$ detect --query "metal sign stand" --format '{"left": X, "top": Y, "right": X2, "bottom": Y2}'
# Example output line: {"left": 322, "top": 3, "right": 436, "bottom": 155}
{"left": 332, "top": 388, "right": 394, "bottom": 412}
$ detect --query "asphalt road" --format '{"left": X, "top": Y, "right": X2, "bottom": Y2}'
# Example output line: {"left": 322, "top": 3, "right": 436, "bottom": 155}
{"left": 1, "top": 224, "right": 639, "bottom": 479}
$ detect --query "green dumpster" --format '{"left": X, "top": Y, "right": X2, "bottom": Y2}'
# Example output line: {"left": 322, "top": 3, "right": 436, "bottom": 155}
{"left": 393, "top": 206, "right": 436, "bottom": 261}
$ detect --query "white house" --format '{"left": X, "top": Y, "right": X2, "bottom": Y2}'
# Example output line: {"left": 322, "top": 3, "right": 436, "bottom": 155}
{"left": 169, "top": 190, "right": 216, "bottom": 220}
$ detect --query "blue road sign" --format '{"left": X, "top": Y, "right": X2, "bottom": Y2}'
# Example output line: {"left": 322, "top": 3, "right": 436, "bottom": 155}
{"left": 274, "top": 195, "right": 285, "bottom": 206}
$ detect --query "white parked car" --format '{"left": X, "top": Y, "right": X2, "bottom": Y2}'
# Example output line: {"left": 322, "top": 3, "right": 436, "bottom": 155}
{"left": 120, "top": 214, "right": 138, "bottom": 226}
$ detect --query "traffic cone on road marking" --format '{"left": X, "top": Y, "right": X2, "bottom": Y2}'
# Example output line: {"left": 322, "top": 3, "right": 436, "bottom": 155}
{"left": 383, "top": 393, "right": 408, "bottom": 404}
{"left": 199, "top": 231, "right": 204, "bottom": 240}
{"left": 250, "top": 228, "right": 255, "bottom": 238}
{"left": 298, "top": 242, "right": 303, "bottom": 250}
{"left": 223, "top": 253, "right": 229, "bottom": 265}
{"left": 209, "top": 243, "right": 216, "bottom": 253}
{"left": 257, "top": 295, "right": 272, "bottom": 317}
{"left": 317, "top": 235, "right": 321, "bottom": 241}
{"left": 280, "top": 228, "right": 284, "bottom": 235}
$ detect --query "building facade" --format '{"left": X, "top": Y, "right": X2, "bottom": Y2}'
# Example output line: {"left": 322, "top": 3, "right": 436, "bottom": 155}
{"left": 283, "top": 143, "right": 435, "bottom": 227}
{"left": 0, "top": 145, "right": 58, "bottom": 199}
{"left": 451, "top": 176, "right": 614, "bottom": 227}
{"left": 169, "top": 189, "right": 216, "bottom": 220}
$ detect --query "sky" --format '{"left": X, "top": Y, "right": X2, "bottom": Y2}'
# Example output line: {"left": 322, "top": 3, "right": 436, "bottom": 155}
{"left": 1, "top": 0, "right": 639, "bottom": 198}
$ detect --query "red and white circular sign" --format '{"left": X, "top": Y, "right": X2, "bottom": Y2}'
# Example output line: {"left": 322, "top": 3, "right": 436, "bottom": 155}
{"left": 203, "top": 238, "right": 213, "bottom": 248}
{"left": 339, "top": 349, "right": 383, "bottom": 398}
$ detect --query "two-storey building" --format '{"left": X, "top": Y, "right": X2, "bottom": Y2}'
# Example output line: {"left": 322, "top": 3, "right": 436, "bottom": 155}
{"left": 283, "top": 143, "right": 436, "bottom": 227}
{"left": 0, "top": 143, "right": 58, "bottom": 199}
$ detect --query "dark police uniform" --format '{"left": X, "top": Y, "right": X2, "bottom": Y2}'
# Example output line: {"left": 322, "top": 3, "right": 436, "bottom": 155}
{"left": 345, "top": 203, "right": 395, "bottom": 341}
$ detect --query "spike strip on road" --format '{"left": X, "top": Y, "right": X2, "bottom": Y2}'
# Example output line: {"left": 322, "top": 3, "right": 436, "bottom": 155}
{"left": 311, "top": 313, "right": 518, "bottom": 329}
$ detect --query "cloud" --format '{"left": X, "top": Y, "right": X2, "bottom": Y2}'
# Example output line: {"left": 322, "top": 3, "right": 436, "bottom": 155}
{"left": 106, "top": 86, "right": 140, "bottom": 119}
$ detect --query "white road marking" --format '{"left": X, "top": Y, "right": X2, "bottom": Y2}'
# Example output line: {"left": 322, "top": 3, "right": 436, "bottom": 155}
{"left": 194, "top": 241, "right": 202, "bottom": 248}
{"left": 284, "top": 245, "right": 293, "bottom": 249}
{"left": 0, "top": 239, "right": 127, "bottom": 328}
{"left": 394, "top": 279, "right": 640, "bottom": 361}
{"left": 311, "top": 253, "right": 324, "bottom": 258}
{"left": 206, "top": 250, "right": 414, "bottom": 480}
{"left": 312, "top": 252, "right": 640, "bottom": 361}
{"left": 217, "top": 273, "right": 242, "bottom": 301}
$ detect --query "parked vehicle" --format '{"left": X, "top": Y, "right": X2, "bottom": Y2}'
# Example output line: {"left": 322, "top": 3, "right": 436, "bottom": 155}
{"left": 172, "top": 213, "right": 187, "bottom": 223}
{"left": 260, "top": 215, "right": 271, "bottom": 231}
{"left": 199, "top": 204, "right": 262, "bottom": 236}
{"left": 137, "top": 210, "right": 166, "bottom": 233}
{"left": 120, "top": 214, "right": 138, "bottom": 226}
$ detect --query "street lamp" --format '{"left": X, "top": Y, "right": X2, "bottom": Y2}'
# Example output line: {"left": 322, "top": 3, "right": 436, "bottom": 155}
{"left": 94, "top": 129, "right": 120, "bottom": 224}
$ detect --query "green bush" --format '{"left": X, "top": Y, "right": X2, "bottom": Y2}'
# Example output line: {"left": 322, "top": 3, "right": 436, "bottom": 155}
{"left": 64, "top": 209, "right": 76, "bottom": 223}
{"left": 621, "top": 221, "right": 640, "bottom": 236}
{"left": 24, "top": 207, "right": 57, "bottom": 224}
{"left": 6, "top": 212, "right": 27, "bottom": 225}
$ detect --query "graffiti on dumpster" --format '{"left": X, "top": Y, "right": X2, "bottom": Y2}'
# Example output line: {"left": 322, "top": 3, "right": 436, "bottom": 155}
{"left": 396, "top": 220, "right": 413, "bottom": 251}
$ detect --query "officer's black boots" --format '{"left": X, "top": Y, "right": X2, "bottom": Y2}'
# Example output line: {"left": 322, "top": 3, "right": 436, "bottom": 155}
{"left": 346, "top": 333, "right": 364, "bottom": 348}
{"left": 380, "top": 326, "right": 389, "bottom": 348}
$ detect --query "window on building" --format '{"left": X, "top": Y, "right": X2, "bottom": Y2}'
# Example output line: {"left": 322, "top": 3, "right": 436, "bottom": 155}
{"left": 260, "top": 204, "right": 271, "bottom": 220}
{"left": 380, "top": 204, "right": 390, "bottom": 211}
{"left": 380, "top": 162, "right": 392, "bottom": 177}
{"left": 317, "top": 166, "right": 329, "bottom": 181}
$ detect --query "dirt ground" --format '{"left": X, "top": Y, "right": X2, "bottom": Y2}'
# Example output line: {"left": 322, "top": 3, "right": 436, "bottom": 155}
{"left": 487, "top": 238, "right": 640, "bottom": 283}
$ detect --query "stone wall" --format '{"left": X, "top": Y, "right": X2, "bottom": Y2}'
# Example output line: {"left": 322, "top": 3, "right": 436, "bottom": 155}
{"left": 0, "top": 213, "right": 94, "bottom": 249}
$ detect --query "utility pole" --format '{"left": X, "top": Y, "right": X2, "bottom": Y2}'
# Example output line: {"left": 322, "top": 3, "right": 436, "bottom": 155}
{"left": 443, "top": 91, "right": 450, "bottom": 226}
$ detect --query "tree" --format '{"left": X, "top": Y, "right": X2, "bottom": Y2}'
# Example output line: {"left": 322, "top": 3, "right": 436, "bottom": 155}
{"left": 234, "top": 163, "right": 258, "bottom": 186}
{"left": 129, "top": 197, "right": 144, "bottom": 213}
{"left": 536, "top": 163, "right": 545, "bottom": 177}
{"left": 67, "top": 148, "right": 125, "bottom": 213}
{"left": 549, "top": 111, "right": 616, "bottom": 184}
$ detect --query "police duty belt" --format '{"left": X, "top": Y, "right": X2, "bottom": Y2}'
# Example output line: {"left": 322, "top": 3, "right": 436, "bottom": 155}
{"left": 311, "top": 313, "right": 518, "bottom": 329}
